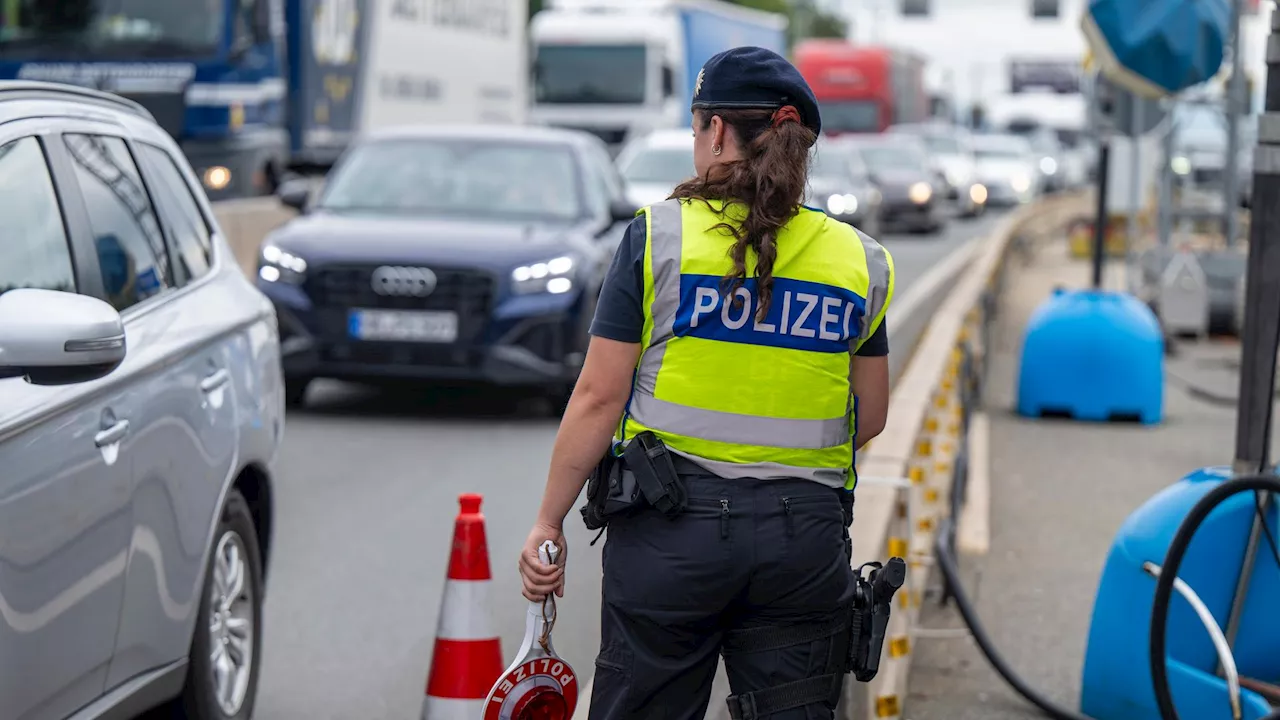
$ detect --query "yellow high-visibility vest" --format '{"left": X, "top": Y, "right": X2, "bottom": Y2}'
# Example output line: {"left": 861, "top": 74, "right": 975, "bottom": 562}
{"left": 617, "top": 198, "right": 894, "bottom": 490}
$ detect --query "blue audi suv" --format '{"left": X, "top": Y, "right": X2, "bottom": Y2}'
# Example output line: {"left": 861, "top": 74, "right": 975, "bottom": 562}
{"left": 257, "top": 125, "right": 637, "bottom": 407}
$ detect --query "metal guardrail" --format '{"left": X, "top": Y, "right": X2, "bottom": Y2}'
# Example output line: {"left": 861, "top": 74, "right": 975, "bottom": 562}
{"left": 843, "top": 191, "right": 1091, "bottom": 720}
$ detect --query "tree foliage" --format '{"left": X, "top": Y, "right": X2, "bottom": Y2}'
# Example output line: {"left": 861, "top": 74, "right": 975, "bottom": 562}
{"left": 726, "top": 0, "right": 847, "bottom": 46}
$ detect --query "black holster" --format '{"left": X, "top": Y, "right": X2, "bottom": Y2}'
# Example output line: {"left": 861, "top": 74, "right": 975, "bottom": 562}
{"left": 580, "top": 431, "right": 688, "bottom": 531}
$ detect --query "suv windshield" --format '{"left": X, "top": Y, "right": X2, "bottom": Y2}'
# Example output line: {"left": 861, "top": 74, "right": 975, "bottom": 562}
{"left": 922, "top": 135, "right": 961, "bottom": 154}
{"left": 534, "top": 43, "right": 646, "bottom": 105}
{"left": 859, "top": 144, "right": 925, "bottom": 171}
{"left": 318, "top": 139, "right": 583, "bottom": 222}
{"left": 620, "top": 146, "right": 693, "bottom": 185}
{"left": 973, "top": 138, "right": 1030, "bottom": 160}
{"left": 0, "top": 0, "right": 224, "bottom": 58}
{"left": 811, "top": 146, "right": 854, "bottom": 179}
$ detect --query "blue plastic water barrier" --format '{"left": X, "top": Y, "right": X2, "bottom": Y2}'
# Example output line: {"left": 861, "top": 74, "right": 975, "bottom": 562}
{"left": 1080, "top": 466, "right": 1280, "bottom": 720}
{"left": 1016, "top": 288, "right": 1164, "bottom": 424}
{"left": 1082, "top": 0, "right": 1230, "bottom": 98}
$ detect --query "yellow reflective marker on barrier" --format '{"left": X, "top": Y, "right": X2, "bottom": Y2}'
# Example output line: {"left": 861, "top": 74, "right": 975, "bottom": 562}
{"left": 917, "top": 439, "right": 932, "bottom": 456}
{"left": 924, "top": 488, "right": 939, "bottom": 503}
{"left": 889, "top": 635, "right": 911, "bottom": 658}
{"left": 876, "top": 695, "right": 901, "bottom": 717}
{"left": 917, "top": 517, "right": 934, "bottom": 532}
{"left": 925, "top": 417, "right": 938, "bottom": 432}
{"left": 909, "top": 466, "right": 925, "bottom": 484}
{"left": 888, "top": 537, "right": 908, "bottom": 557}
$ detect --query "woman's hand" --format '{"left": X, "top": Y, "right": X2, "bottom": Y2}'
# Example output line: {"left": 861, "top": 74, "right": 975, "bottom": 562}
{"left": 518, "top": 522, "right": 567, "bottom": 602}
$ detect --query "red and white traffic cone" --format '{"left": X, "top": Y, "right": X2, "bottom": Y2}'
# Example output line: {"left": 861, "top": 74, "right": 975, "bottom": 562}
{"left": 421, "top": 493, "right": 504, "bottom": 719}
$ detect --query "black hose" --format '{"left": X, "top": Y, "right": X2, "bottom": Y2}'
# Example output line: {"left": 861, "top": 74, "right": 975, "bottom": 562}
{"left": 1149, "top": 475, "right": 1280, "bottom": 720}
{"left": 933, "top": 516, "right": 1094, "bottom": 720}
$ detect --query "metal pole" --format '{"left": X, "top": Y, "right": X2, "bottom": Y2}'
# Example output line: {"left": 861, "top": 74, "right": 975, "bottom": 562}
{"left": 1224, "top": 0, "right": 1245, "bottom": 246}
{"left": 1127, "top": 97, "right": 1144, "bottom": 294}
{"left": 1159, "top": 107, "right": 1175, "bottom": 248}
{"left": 1222, "top": 0, "right": 1280, "bottom": 664}
{"left": 1092, "top": 139, "right": 1112, "bottom": 289}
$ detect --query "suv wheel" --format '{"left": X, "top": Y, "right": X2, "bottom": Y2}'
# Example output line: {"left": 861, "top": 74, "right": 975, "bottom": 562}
{"left": 182, "top": 490, "right": 264, "bottom": 720}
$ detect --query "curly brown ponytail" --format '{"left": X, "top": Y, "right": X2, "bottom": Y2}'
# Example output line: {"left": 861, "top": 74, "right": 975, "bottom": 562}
{"left": 670, "top": 107, "right": 816, "bottom": 322}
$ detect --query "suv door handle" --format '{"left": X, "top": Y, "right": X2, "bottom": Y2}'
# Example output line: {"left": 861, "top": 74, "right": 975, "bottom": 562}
{"left": 94, "top": 420, "right": 130, "bottom": 448}
{"left": 200, "top": 368, "right": 230, "bottom": 393}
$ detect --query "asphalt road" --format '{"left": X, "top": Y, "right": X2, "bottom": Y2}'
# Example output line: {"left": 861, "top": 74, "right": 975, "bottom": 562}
{"left": 236, "top": 208, "right": 1010, "bottom": 720}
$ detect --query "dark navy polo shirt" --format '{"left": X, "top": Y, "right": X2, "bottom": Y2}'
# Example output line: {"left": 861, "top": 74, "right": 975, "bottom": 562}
{"left": 589, "top": 216, "right": 889, "bottom": 357}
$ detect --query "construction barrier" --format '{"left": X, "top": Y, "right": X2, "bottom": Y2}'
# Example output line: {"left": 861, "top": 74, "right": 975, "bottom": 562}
{"left": 843, "top": 190, "right": 1090, "bottom": 720}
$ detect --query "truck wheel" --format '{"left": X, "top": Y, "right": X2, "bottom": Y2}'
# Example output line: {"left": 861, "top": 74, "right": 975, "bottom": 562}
{"left": 181, "top": 490, "right": 264, "bottom": 720}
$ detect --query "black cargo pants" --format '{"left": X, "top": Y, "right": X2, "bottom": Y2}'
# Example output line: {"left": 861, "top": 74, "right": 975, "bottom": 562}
{"left": 587, "top": 472, "right": 857, "bottom": 720}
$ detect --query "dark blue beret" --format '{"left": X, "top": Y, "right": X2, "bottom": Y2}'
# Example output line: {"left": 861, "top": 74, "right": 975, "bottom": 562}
{"left": 691, "top": 46, "right": 821, "bottom": 138}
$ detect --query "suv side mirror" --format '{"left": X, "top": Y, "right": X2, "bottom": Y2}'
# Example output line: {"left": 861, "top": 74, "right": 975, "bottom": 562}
{"left": 278, "top": 179, "right": 311, "bottom": 212}
{"left": 610, "top": 198, "right": 639, "bottom": 222}
{"left": 0, "top": 288, "right": 126, "bottom": 386}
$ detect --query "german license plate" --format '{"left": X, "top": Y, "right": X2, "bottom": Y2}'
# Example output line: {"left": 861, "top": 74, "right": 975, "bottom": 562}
{"left": 348, "top": 309, "right": 458, "bottom": 343}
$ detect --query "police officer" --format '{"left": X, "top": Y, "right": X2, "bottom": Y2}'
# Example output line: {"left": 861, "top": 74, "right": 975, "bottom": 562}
{"left": 519, "top": 46, "right": 894, "bottom": 719}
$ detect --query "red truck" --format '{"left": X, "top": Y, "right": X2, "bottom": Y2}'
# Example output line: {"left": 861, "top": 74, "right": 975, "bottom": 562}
{"left": 793, "top": 40, "right": 929, "bottom": 135}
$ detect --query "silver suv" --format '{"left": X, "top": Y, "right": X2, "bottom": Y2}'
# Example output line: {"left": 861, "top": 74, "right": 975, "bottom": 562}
{"left": 0, "top": 82, "right": 284, "bottom": 720}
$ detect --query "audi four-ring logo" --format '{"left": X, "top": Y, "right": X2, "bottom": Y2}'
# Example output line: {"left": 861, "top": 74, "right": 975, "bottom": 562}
{"left": 371, "top": 266, "right": 437, "bottom": 296}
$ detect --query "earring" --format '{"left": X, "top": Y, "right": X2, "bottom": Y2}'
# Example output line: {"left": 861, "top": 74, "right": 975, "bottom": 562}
{"left": 712, "top": 145, "right": 722, "bottom": 156}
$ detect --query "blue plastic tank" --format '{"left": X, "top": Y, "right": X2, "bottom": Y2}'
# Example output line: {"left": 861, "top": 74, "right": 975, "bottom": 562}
{"left": 1017, "top": 288, "right": 1164, "bottom": 424}
{"left": 1079, "top": 466, "right": 1280, "bottom": 719}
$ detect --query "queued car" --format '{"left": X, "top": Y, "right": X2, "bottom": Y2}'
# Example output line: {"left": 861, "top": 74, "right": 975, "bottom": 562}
{"left": 888, "top": 121, "right": 987, "bottom": 218}
{"left": 970, "top": 133, "right": 1042, "bottom": 207}
{"left": 261, "top": 125, "right": 637, "bottom": 407}
{"left": 1019, "top": 125, "right": 1068, "bottom": 193}
{"left": 842, "top": 134, "right": 945, "bottom": 234}
{"left": 808, "top": 138, "right": 883, "bottom": 236}
{"left": 615, "top": 129, "right": 695, "bottom": 207}
{"left": 0, "top": 82, "right": 281, "bottom": 720}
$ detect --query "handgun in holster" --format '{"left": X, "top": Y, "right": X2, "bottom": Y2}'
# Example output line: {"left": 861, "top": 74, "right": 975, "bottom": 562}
{"left": 845, "top": 557, "right": 907, "bottom": 682}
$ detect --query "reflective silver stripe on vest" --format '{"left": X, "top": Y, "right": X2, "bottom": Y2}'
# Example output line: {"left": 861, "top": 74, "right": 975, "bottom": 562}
{"left": 632, "top": 199, "right": 853, "bottom": 451}
{"left": 634, "top": 200, "right": 684, "bottom": 397}
{"left": 670, "top": 447, "right": 849, "bottom": 489}
{"left": 855, "top": 228, "right": 892, "bottom": 341}
{"left": 629, "top": 393, "right": 851, "bottom": 449}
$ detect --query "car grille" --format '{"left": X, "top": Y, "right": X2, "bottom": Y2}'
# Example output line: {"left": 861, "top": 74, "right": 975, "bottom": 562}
{"left": 304, "top": 264, "right": 496, "bottom": 347}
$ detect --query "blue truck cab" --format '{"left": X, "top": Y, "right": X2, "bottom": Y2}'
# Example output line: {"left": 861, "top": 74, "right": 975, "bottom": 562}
{"left": 0, "top": 0, "right": 365, "bottom": 201}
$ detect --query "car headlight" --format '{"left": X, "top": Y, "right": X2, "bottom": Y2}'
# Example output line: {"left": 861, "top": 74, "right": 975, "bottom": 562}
{"left": 511, "top": 255, "right": 576, "bottom": 295}
{"left": 826, "top": 193, "right": 858, "bottom": 216}
{"left": 1039, "top": 157, "right": 1058, "bottom": 175}
{"left": 969, "top": 183, "right": 988, "bottom": 205}
{"left": 1010, "top": 173, "right": 1031, "bottom": 194}
{"left": 259, "top": 243, "right": 307, "bottom": 284}
{"left": 1171, "top": 156, "right": 1191, "bottom": 175}
{"left": 908, "top": 182, "right": 932, "bottom": 204}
